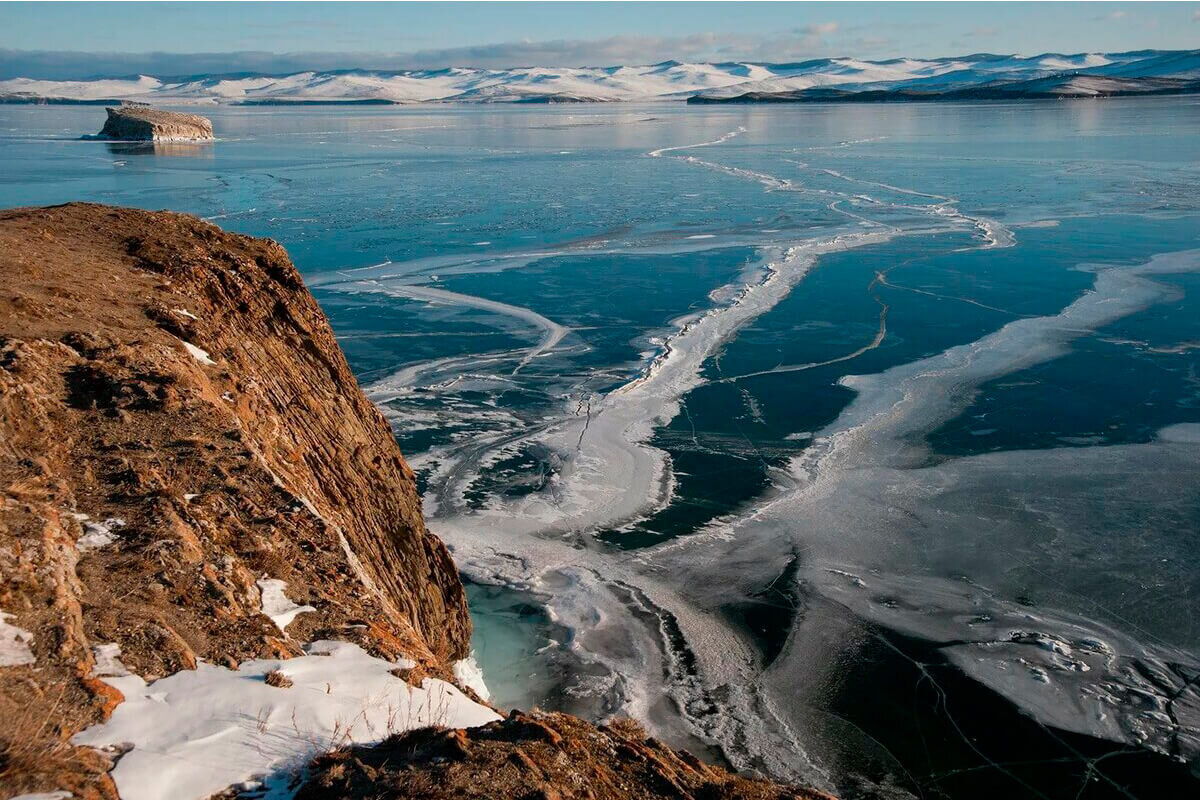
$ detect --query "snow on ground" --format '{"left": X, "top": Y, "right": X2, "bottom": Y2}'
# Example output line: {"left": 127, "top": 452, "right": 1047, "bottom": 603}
{"left": 0, "top": 75, "right": 161, "bottom": 100}
{"left": 72, "top": 640, "right": 502, "bottom": 800}
{"left": 257, "top": 579, "right": 315, "bottom": 634}
{"left": 0, "top": 611, "right": 35, "bottom": 667}
{"left": 452, "top": 656, "right": 491, "bottom": 701}
{"left": 77, "top": 517, "right": 126, "bottom": 551}
{"left": 91, "top": 643, "right": 131, "bottom": 678}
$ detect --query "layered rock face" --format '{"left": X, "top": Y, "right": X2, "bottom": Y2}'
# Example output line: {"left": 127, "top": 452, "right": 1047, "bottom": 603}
{"left": 0, "top": 203, "right": 469, "bottom": 796}
{"left": 96, "top": 105, "right": 214, "bottom": 141}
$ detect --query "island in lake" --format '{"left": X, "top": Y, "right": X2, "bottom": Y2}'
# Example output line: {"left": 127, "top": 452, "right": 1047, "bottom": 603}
{"left": 92, "top": 104, "right": 213, "bottom": 141}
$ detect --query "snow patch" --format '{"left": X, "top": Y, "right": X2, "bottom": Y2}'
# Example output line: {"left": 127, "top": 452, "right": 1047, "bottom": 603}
{"left": 0, "top": 611, "right": 35, "bottom": 667}
{"left": 72, "top": 640, "right": 501, "bottom": 800}
{"left": 257, "top": 579, "right": 315, "bottom": 634}
{"left": 452, "top": 655, "right": 491, "bottom": 701}
{"left": 92, "top": 642, "right": 131, "bottom": 678}
{"left": 77, "top": 517, "right": 125, "bottom": 551}
{"left": 182, "top": 341, "right": 216, "bottom": 365}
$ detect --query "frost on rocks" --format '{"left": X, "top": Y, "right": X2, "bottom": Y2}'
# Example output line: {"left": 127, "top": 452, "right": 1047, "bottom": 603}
{"left": 77, "top": 517, "right": 126, "bottom": 551}
{"left": 0, "top": 611, "right": 36, "bottom": 667}
{"left": 8, "top": 792, "right": 73, "bottom": 800}
{"left": 72, "top": 640, "right": 502, "bottom": 800}
{"left": 257, "top": 579, "right": 315, "bottom": 634}
{"left": 452, "top": 655, "right": 491, "bottom": 701}
{"left": 182, "top": 341, "right": 216, "bottom": 365}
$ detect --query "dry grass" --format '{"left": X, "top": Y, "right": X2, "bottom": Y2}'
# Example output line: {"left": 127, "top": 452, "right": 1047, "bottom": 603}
{"left": 264, "top": 669, "right": 294, "bottom": 689}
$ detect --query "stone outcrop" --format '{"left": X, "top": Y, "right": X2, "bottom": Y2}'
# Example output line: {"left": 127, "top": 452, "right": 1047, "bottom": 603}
{"left": 95, "top": 104, "right": 213, "bottom": 141}
{"left": 297, "top": 711, "right": 834, "bottom": 800}
{"left": 0, "top": 203, "right": 468, "bottom": 797}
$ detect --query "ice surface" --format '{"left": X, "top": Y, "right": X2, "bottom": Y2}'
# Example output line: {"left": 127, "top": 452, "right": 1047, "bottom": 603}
{"left": 654, "top": 248, "right": 1200, "bottom": 771}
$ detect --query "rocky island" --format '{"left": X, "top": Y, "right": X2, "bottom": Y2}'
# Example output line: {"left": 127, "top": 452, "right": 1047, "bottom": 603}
{"left": 93, "top": 104, "right": 214, "bottom": 141}
{"left": 0, "top": 203, "right": 826, "bottom": 800}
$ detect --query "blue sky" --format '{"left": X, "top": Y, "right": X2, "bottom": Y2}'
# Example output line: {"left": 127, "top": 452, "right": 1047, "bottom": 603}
{"left": 1, "top": 2, "right": 1198, "bottom": 78}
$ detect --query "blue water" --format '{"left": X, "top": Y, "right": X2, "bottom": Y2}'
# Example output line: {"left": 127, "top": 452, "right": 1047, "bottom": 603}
{"left": 3, "top": 99, "right": 1199, "bottom": 799}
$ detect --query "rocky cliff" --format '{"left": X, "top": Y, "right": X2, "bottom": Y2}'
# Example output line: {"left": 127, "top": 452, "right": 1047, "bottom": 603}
{"left": 0, "top": 204, "right": 820, "bottom": 800}
{"left": 95, "top": 105, "right": 214, "bottom": 141}
{"left": 0, "top": 203, "right": 469, "bottom": 797}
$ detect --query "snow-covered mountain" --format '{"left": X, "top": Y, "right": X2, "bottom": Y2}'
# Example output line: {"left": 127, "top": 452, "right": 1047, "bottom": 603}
{"left": 2, "top": 49, "right": 1197, "bottom": 105}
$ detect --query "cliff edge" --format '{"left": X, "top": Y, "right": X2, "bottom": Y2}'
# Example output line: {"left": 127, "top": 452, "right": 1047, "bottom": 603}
{"left": 0, "top": 204, "right": 823, "bottom": 800}
{"left": 0, "top": 203, "right": 470, "bottom": 797}
{"left": 95, "top": 105, "right": 214, "bottom": 141}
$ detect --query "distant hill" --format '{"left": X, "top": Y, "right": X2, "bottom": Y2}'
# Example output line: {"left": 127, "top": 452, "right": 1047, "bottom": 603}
{"left": 2, "top": 49, "right": 1198, "bottom": 105}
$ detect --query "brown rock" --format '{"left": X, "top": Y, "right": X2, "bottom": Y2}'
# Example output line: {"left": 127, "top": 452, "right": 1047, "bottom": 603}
{"left": 0, "top": 203, "right": 471, "bottom": 796}
{"left": 296, "top": 711, "right": 834, "bottom": 800}
{"left": 96, "top": 105, "right": 214, "bottom": 142}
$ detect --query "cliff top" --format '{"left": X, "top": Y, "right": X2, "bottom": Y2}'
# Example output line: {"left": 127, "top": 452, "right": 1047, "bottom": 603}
{"left": 0, "top": 202, "right": 470, "bottom": 798}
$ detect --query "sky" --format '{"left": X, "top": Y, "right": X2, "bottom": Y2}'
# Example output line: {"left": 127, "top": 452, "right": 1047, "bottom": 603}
{"left": 1, "top": 1, "right": 1198, "bottom": 79}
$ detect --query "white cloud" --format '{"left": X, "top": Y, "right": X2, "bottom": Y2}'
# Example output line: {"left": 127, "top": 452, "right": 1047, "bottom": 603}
{"left": 802, "top": 22, "right": 840, "bottom": 36}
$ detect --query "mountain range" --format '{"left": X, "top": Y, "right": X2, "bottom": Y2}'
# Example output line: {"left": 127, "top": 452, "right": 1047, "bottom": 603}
{"left": 1, "top": 49, "right": 1198, "bottom": 104}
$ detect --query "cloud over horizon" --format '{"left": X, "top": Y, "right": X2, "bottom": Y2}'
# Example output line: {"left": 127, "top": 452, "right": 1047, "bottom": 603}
{"left": 0, "top": 25, "right": 871, "bottom": 80}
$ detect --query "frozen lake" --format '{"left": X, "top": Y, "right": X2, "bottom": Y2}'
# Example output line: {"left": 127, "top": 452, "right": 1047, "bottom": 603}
{"left": 3, "top": 98, "right": 1199, "bottom": 799}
